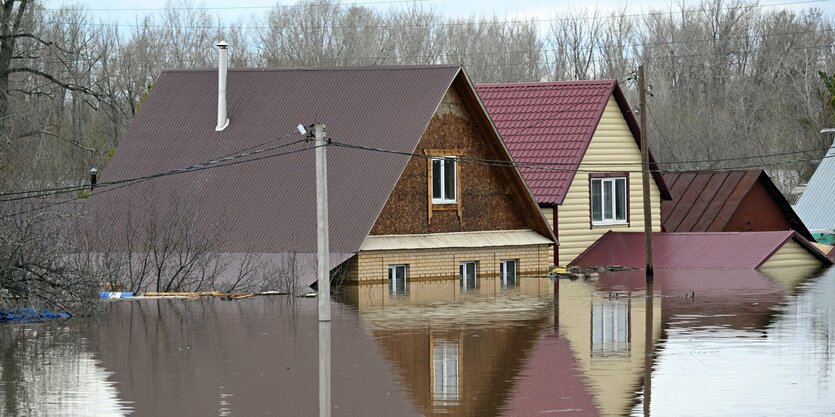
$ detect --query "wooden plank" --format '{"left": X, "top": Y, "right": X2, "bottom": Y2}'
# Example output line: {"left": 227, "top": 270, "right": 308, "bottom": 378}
{"left": 426, "top": 153, "right": 433, "bottom": 225}
{"left": 457, "top": 159, "right": 463, "bottom": 221}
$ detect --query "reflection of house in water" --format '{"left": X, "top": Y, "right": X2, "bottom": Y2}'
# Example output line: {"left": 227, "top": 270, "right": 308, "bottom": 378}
{"left": 342, "top": 277, "right": 556, "bottom": 417}
{"left": 508, "top": 266, "right": 826, "bottom": 417}
{"left": 552, "top": 279, "right": 662, "bottom": 417}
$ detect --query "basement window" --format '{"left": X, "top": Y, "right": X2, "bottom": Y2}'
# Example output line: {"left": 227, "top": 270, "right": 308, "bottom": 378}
{"left": 388, "top": 265, "right": 408, "bottom": 296}
{"left": 500, "top": 259, "right": 518, "bottom": 288}
{"left": 591, "top": 177, "right": 628, "bottom": 225}
{"left": 432, "top": 157, "right": 457, "bottom": 204}
{"left": 460, "top": 261, "right": 478, "bottom": 291}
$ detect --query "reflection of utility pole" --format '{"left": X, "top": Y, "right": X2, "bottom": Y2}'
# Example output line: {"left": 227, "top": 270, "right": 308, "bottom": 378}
{"left": 638, "top": 64, "right": 654, "bottom": 281}
{"left": 319, "top": 321, "right": 332, "bottom": 417}
{"left": 643, "top": 286, "right": 654, "bottom": 417}
{"left": 314, "top": 123, "right": 332, "bottom": 417}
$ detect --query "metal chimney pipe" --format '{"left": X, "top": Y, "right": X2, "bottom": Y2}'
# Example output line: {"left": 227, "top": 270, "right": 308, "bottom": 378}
{"left": 89, "top": 167, "right": 98, "bottom": 191}
{"left": 215, "top": 41, "right": 229, "bottom": 131}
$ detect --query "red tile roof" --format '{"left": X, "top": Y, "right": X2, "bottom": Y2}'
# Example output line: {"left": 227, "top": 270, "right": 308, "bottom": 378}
{"left": 661, "top": 169, "right": 813, "bottom": 240}
{"left": 568, "top": 231, "right": 832, "bottom": 269}
{"left": 477, "top": 80, "right": 670, "bottom": 205}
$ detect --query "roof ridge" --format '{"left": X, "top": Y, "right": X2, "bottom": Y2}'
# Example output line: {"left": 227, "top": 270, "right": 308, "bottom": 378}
{"left": 162, "top": 64, "right": 462, "bottom": 73}
{"left": 477, "top": 79, "right": 617, "bottom": 89}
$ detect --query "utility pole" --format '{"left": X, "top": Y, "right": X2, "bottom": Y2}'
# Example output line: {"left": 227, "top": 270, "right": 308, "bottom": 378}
{"left": 315, "top": 123, "right": 331, "bottom": 321}
{"left": 314, "top": 123, "right": 331, "bottom": 417}
{"left": 638, "top": 65, "right": 654, "bottom": 280}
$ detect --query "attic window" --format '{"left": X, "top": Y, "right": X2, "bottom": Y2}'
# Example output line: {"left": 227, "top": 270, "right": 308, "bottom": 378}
{"left": 432, "top": 156, "right": 457, "bottom": 204}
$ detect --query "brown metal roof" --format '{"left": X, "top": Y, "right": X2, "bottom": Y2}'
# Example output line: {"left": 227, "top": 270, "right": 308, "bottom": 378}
{"left": 568, "top": 231, "right": 832, "bottom": 269}
{"left": 85, "top": 65, "right": 462, "bottom": 254}
{"left": 661, "top": 169, "right": 813, "bottom": 240}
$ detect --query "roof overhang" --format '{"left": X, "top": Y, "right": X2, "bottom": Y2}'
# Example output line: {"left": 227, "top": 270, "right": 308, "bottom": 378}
{"left": 359, "top": 230, "right": 553, "bottom": 252}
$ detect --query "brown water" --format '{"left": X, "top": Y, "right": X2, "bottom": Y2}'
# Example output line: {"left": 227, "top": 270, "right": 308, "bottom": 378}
{"left": 1, "top": 267, "right": 834, "bottom": 416}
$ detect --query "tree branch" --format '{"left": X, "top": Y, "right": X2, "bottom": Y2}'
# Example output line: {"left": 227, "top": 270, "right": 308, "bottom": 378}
{"left": 16, "top": 129, "right": 102, "bottom": 154}
{"left": 0, "top": 32, "right": 72, "bottom": 54}
{"left": 4, "top": 66, "right": 100, "bottom": 98}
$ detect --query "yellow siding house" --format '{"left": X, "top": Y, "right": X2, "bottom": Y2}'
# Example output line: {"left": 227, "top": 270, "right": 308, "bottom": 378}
{"left": 478, "top": 81, "right": 672, "bottom": 266}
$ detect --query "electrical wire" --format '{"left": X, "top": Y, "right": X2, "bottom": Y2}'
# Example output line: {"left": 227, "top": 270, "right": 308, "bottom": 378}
{"left": 328, "top": 139, "right": 835, "bottom": 174}
{"left": 0, "top": 142, "right": 326, "bottom": 219}
{"left": 39, "top": 0, "right": 830, "bottom": 28}
{"left": 0, "top": 130, "right": 305, "bottom": 203}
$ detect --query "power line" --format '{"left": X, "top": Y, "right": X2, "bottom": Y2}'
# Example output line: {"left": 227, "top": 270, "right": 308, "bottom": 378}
{"left": 328, "top": 139, "right": 835, "bottom": 173}
{"left": 43, "top": 0, "right": 433, "bottom": 12}
{"left": 0, "top": 130, "right": 303, "bottom": 202}
{"left": 39, "top": 0, "right": 829, "bottom": 21}
{"left": 0, "top": 141, "right": 326, "bottom": 219}
{"left": 5, "top": 132, "right": 831, "bottom": 214}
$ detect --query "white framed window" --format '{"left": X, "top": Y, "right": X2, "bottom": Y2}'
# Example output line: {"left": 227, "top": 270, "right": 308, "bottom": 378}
{"left": 432, "top": 340, "right": 460, "bottom": 406}
{"left": 500, "top": 259, "right": 518, "bottom": 288}
{"left": 592, "top": 298, "right": 630, "bottom": 356}
{"left": 388, "top": 264, "right": 408, "bottom": 296}
{"left": 432, "top": 156, "right": 457, "bottom": 204}
{"left": 459, "top": 261, "right": 477, "bottom": 290}
{"left": 591, "top": 176, "right": 628, "bottom": 225}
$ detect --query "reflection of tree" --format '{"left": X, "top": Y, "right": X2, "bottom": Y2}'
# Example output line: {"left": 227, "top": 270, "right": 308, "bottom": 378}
{"left": 79, "top": 191, "right": 301, "bottom": 294}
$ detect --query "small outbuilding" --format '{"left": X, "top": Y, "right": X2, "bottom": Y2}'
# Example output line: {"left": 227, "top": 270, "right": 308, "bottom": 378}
{"left": 661, "top": 169, "right": 813, "bottom": 241}
{"left": 568, "top": 231, "right": 832, "bottom": 272}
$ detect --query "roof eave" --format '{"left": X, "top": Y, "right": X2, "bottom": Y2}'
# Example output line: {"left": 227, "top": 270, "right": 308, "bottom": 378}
{"left": 756, "top": 171, "right": 816, "bottom": 242}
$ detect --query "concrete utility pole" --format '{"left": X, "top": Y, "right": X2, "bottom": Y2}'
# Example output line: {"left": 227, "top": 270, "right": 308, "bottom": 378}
{"left": 314, "top": 123, "right": 331, "bottom": 417}
{"left": 315, "top": 123, "right": 331, "bottom": 320}
{"left": 638, "top": 65, "right": 654, "bottom": 280}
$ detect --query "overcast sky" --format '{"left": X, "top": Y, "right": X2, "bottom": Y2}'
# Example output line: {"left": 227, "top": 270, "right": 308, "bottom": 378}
{"left": 45, "top": 0, "right": 835, "bottom": 25}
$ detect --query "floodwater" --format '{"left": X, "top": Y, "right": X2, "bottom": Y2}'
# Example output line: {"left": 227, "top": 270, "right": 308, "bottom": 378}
{"left": 1, "top": 266, "right": 834, "bottom": 416}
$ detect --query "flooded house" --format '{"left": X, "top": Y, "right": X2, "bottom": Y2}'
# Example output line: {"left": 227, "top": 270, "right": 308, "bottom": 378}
{"left": 661, "top": 169, "right": 814, "bottom": 240}
{"left": 83, "top": 48, "right": 554, "bottom": 294}
{"left": 476, "top": 81, "right": 672, "bottom": 267}
{"left": 794, "top": 139, "right": 835, "bottom": 245}
{"left": 568, "top": 230, "right": 832, "bottom": 274}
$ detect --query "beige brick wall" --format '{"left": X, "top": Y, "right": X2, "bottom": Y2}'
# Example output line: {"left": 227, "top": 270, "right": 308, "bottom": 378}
{"left": 340, "top": 275, "right": 554, "bottom": 311}
{"left": 338, "top": 244, "right": 552, "bottom": 284}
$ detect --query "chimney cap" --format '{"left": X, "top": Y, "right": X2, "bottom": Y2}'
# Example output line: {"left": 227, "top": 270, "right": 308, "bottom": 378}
{"left": 89, "top": 167, "right": 98, "bottom": 173}
{"left": 216, "top": 40, "right": 229, "bottom": 49}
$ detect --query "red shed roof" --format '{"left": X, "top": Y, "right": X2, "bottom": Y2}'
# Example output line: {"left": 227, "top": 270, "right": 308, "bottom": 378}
{"left": 662, "top": 169, "right": 813, "bottom": 241}
{"left": 569, "top": 231, "right": 831, "bottom": 269}
{"left": 476, "top": 80, "right": 670, "bottom": 205}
